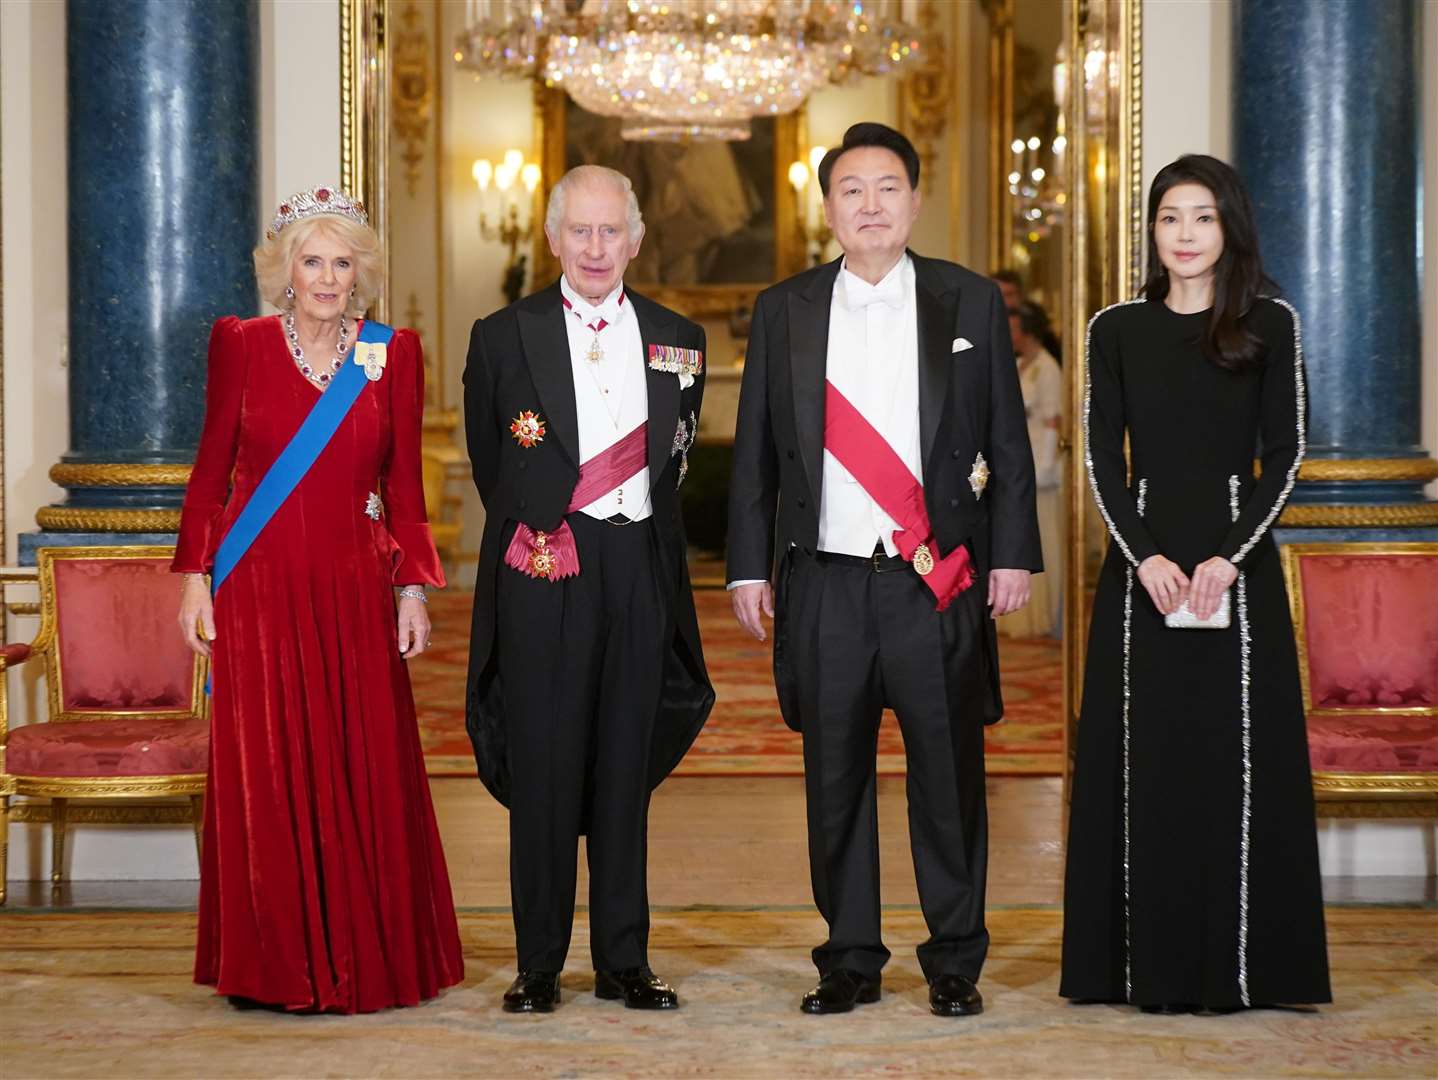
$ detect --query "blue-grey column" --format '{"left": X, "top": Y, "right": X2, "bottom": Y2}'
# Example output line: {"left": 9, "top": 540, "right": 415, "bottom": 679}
{"left": 1234, "top": 0, "right": 1429, "bottom": 507}
{"left": 29, "top": 0, "right": 257, "bottom": 556}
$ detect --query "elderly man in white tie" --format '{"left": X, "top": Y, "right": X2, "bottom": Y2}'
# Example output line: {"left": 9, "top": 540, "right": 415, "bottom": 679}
{"left": 463, "top": 164, "right": 714, "bottom": 1014}
{"left": 726, "top": 123, "right": 1042, "bottom": 1018}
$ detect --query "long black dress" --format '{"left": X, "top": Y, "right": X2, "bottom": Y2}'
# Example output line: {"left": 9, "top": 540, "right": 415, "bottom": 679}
{"left": 1060, "top": 297, "right": 1331, "bottom": 1009}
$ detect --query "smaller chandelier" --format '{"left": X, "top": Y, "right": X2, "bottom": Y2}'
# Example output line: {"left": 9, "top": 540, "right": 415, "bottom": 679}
{"left": 455, "top": 1, "right": 921, "bottom": 142}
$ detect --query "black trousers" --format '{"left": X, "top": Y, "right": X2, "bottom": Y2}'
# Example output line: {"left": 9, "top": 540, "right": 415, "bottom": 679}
{"left": 786, "top": 551, "right": 990, "bottom": 981}
{"left": 496, "top": 513, "right": 668, "bottom": 973}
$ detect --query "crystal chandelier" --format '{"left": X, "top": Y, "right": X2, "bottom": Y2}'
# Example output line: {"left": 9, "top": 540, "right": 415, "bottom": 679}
{"left": 455, "top": 1, "right": 921, "bottom": 141}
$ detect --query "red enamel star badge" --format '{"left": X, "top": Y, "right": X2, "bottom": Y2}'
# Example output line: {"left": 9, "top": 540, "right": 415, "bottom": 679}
{"left": 510, "top": 410, "right": 546, "bottom": 448}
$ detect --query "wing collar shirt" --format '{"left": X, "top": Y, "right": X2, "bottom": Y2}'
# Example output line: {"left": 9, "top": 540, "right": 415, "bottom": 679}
{"left": 559, "top": 274, "right": 651, "bottom": 522}
{"left": 817, "top": 253, "right": 922, "bottom": 558}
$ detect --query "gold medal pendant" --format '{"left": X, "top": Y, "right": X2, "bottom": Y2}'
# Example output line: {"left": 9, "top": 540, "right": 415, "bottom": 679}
{"left": 911, "top": 543, "right": 936, "bottom": 577}
{"left": 585, "top": 335, "right": 604, "bottom": 364}
{"left": 528, "top": 531, "right": 557, "bottom": 579}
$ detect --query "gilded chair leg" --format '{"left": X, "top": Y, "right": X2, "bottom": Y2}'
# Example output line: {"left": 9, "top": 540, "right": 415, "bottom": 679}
{"left": 1, "top": 794, "right": 9, "bottom": 906}
{"left": 189, "top": 795, "right": 204, "bottom": 863}
{"left": 50, "top": 797, "right": 67, "bottom": 890}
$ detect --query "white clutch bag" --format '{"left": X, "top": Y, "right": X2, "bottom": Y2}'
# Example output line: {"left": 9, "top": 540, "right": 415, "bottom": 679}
{"left": 1164, "top": 591, "right": 1231, "bottom": 630}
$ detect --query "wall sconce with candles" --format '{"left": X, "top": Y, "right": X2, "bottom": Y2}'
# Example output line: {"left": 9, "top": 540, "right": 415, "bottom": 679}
{"left": 472, "top": 148, "right": 541, "bottom": 303}
{"left": 788, "top": 145, "right": 835, "bottom": 267}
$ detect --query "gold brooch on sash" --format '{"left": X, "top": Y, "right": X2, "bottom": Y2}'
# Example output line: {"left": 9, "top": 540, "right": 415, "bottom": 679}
{"left": 969, "top": 452, "right": 990, "bottom": 498}
{"left": 911, "top": 544, "right": 936, "bottom": 577}
{"left": 354, "top": 341, "right": 387, "bottom": 381}
{"left": 510, "top": 410, "right": 546, "bottom": 448}
{"left": 529, "top": 531, "right": 557, "bottom": 579}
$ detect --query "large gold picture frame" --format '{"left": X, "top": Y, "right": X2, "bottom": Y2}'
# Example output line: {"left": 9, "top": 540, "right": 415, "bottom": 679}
{"left": 532, "top": 87, "right": 807, "bottom": 318}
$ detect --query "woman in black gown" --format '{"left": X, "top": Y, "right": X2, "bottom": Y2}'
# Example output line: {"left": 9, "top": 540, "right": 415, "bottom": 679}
{"left": 1061, "top": 155, "right": 1331, "bottom": 1012}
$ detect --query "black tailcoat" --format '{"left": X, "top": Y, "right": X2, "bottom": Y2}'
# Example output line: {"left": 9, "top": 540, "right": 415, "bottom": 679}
{"left": 462, "top": 281, "right": 715, "bottom": 805}
{"left": 726, "top": 253, "right": 1043, "bottom": 726}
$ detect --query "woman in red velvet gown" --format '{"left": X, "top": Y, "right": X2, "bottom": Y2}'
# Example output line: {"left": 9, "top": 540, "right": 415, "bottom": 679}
{"left": 174, "top": 187, "right": 463, "bottom": 1013}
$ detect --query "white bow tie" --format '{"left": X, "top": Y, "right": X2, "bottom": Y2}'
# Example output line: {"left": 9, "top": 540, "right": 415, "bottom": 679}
{"left": 839, "top": 268, "right": 906, "bottom": 311}
{"left": 563, "top": 281, "right": 627, "bottom": 330}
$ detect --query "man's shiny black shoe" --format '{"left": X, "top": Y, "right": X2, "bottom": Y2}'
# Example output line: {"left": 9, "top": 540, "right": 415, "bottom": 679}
{"left": 928, "top": 974, "right": 984, "bottom": 1017}
{"left": 594, "top": 966, "right": 679, "bottom": 1010}
{"left": 502, "top": 970, "right": 561, "bottom": 1013}
{"left": 800, "top": 970, "right": 882, "bottom": 1015}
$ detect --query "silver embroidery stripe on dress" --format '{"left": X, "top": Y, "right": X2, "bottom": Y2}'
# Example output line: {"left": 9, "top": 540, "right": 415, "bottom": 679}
{"left": 1083, "top": 299, "right": 1149, "bottom": 568}
{"left": 1230, "top": 472, "right": 1253, "bottom": 1007}
{"left": 1230, "top": 299, "right": 1307, "bottom": 565}
{"left": 1122, "top": 475, "right": 1148, "bottom": 1002}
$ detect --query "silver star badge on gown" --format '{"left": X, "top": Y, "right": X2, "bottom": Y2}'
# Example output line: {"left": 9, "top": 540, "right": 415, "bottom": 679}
{"left": 364, "top": 491, "right": 383, "bottom": 520}
{"left": 969, "top": 453, "right": 990, "bottom": 499}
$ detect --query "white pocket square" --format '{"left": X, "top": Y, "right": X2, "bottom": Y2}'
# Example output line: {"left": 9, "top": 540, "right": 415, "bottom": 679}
{"left": 952, "top": 337, "right": 974, "bottom": 353}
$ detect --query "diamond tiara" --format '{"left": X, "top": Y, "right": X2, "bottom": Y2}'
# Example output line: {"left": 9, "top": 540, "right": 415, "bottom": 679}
{"left": 266, "top": 186, "right": 368, "bottom": 240}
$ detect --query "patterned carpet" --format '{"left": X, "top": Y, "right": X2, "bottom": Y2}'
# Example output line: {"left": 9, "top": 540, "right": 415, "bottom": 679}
{"left": 412, "top": 588, "right": 1064, "bottom": 778}
{"left": 2, "top": 907, "right": 1433, "bottom": 1078}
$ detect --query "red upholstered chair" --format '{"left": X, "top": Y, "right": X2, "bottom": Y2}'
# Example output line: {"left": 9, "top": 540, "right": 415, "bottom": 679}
{"left": 0, "top": 547, "right": 208, "bottom": 903}
{"left": 1281, "top": 542, "right": 1438, "bottom": 816}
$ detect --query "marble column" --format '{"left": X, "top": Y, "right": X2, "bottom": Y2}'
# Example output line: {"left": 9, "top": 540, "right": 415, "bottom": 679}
{"left": 1234, "top": 0, "right": 1435, "bottom": 525}
{"left": 24, "top": 0, "right": 258, "bottom": 562}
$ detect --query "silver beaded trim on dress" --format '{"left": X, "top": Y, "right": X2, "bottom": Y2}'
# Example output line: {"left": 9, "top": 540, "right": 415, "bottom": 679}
{"left": 1083, "top": 299, "right": 1149, "bottom": 568}
{"left": 1121, "top": 475, "right": 1147, "bottom": 1002}
{"left": 1228, "top": 299, "right": 1307, "bottom": 565}
{"left": 1230, "top": 472, "right": 1253, "bottom": 1007}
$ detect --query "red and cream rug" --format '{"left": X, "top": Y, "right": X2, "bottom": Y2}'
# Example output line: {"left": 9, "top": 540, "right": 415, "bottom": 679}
{"left": 412, "top": 588, "right": 1064, "bottom": 778}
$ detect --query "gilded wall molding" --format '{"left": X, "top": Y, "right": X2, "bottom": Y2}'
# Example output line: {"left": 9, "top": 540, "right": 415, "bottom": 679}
{"left": 391, "top": 1, "right": 433, "bottom": 198}
{"left": 899, "top": 0, "right": 950, "bottom": 197}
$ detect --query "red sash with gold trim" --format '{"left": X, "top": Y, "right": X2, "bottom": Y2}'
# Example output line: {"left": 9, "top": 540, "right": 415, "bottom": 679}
{"left": 503, "top": 420, "right": 648, "bottom": 581}
{"left": 823, "top": 381, "right": 974, "bottom": 612}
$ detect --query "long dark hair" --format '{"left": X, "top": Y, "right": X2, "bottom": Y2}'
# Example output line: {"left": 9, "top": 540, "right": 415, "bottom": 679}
{"left": 1141, "top": 155, "right": 1277, "bottom": 371}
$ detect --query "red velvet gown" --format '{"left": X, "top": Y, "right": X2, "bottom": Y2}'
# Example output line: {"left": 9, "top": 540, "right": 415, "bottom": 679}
{"left": 173, "top": 315, "right": 464, "bottom": 1013}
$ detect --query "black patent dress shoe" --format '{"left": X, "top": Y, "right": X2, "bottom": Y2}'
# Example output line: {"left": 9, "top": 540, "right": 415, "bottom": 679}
{"left": 800, "top": 970, "right": 882, "bottom": 1015}
{"left": 594, "top": 966, "right": 679, "bottom": 1010}
{"left": 928, "top": 974, "right": 984, "bottom": 1017}
{"left": 503, "top": 970, "right": 561, "bottom": 1013}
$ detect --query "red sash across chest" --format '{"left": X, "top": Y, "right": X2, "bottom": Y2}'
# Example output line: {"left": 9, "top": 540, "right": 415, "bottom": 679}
{"left": 823, "top": 381, "right": 974, "bottom": 612}
{"left": 503, "top": 420, "right": 648, "bottom": 581}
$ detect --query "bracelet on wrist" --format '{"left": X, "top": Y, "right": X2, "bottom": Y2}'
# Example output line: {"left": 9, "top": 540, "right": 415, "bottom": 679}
{"left": 398, "top": 587, "right": 428, "bottom": 604}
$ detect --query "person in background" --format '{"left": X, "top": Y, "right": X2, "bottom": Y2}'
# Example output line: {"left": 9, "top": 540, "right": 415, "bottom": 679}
{"left": 992, "top": 268, "right": 1024, "bottom": 312}
{"left": 998, "top": 300, "right": 1064, "bottom": 638}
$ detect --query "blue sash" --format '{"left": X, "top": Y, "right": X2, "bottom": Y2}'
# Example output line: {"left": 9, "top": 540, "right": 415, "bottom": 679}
{"left": 211, "top": 319, "right": 393, "bottom": 594}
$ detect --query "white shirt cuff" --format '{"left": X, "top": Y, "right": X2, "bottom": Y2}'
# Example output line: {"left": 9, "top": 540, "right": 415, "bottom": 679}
{"left": 726, "top": 579, "right": 767, "bottom": 591}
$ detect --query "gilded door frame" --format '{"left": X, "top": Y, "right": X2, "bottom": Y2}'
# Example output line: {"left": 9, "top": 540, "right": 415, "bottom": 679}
{"left": 1061, "top": 0, "right": 1145, "bottom": 790}
{"left": 341, "top": 0, "right": 390, "bottom": 324}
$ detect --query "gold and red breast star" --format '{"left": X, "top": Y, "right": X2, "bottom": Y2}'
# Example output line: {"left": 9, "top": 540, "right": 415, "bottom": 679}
{"left": 510, "top": 410, "right": 546, "bottom": 448}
